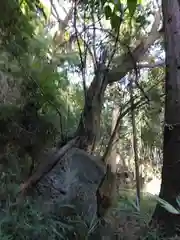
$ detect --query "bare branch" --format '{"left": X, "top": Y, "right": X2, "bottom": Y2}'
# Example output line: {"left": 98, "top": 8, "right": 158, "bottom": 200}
{"left": 50, "top": 0, "right": 61, "bottom": 21}
{"left": 102, "top": 98, "right": 148, "bottom": 163}
{"left": 19, "top": 138, "right": 78, "bottom": 194}
{"left": 138, "top": 61, "right": 165, "bottom": 69}
{"left": 73, "top": 0, "right": 87, "bottom": 101}
{"left": 107, "top": 10, "right": 162, "bottom": 83}
{"left": 53, "top": 3, "right": 75, "bottom": 46}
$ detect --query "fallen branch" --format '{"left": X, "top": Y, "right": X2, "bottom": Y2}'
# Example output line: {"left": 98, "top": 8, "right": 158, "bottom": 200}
{"left": 20, "top": 137, "right": 78, "bottom": 194}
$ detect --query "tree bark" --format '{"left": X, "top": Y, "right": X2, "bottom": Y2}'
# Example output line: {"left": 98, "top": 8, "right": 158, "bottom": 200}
{"left": 75, "top": 73, "right": 108, "bottom": 152}
{"left": 106, "top": 103, "right": 120, "bottom": 169}
{"left": 19, "top": 138, "right": 78, "bottom": 194}
{"left": 151, "top": 0, "right": 180, "bottom": 237}
{"left": 103, "top": 103, "right": 120, "bottom": 164}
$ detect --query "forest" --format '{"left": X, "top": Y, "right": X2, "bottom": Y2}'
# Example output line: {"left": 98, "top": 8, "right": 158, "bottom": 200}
{"left": 0, "top": 0, "right": 180, "bottom": 239}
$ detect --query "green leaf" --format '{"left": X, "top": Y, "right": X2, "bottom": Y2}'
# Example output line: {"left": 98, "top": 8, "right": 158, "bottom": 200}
{"left": 110, "top": 13, "right": 120, "bottom": 32}
{"left": 101, "top": 0, "right": 107, "bottom": 6}
{"left": 127, "top": 0, "right": 137, "bottom": 17}
{"left": 104, "top": 5, "right": 113, "bottom": 20}
{"left": 154, "top": 196, "right": 180, "bottom": 215}
{"left": 136, "top": 15, "right": 146, "bottom": 25}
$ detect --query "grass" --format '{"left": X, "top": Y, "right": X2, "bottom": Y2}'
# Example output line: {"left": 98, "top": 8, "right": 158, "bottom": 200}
{"left": 0, "top": 147, "right": 179, "bottom": 239}
{"left": 0, "top": 174, "right": 158, "bottom": 239}
{"left": 0, "top": 183, "right": 177, "bottom": 239}
{"left": 108, "top": 190, "right": 157, "bottom": 239}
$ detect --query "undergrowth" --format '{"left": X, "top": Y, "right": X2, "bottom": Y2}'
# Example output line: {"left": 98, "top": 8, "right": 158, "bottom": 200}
{"left": 0, "top": 149, "right": 178, "bottom": 240}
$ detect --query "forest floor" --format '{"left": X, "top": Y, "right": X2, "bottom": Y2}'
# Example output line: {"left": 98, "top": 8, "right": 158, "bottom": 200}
{"left": 112, "top": 191, "right": 180, "bottom": 240}
{"left": 0, "top": 149, "right": 176, "bottom": 240}
{"left": 0, "top": 179, "right": 178, "bottom": 239}
{"left": 110, "top": 191, "right": 157, "bottom": 239}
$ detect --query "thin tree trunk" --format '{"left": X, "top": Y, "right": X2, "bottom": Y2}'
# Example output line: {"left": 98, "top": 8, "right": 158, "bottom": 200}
{"left": 129, "top": 75, "right": 141, "bottom": 208}
{"left": 151, "top": 0, "right": 180, "bottom": 237}
{"left": 109, "top": 104, "right": 120, "bottom": 172}
{"left": 103, "top": 103, "right": 120, "bottom": 167}
{"left": 96, "top": 164, "right": 117, "bottom": 219}
{"left": 95, "top": 103, "right": 120, "bottom": 219}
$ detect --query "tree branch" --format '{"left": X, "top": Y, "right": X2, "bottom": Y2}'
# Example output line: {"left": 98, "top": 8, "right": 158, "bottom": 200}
{"left": 19, "top": 137, "right": 78, "bottom": 195}
{"left": 102, "top": 97, "right": 148, "bottom": 163}
{"left": 53, "top": 3, "right": 76, "bottom": 46}
{"left": 50, "top": 0, "right": 61, "bottom": 21}
{"left": 107, "top": 10, "right": 162, "bottom": 83}
{"left": 138, "top": 61, "right": 165, "bottom": 69}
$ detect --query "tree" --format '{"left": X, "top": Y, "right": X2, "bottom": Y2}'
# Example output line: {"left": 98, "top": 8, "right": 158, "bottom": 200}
{"left": 72, "top": 6, "right": 161, "bottom": 151}
{"left": 151, "top": 0, "right": 180, "bottom": 237}
{"left": 20, "top": 1, "right": 163, "bottom": 218}
{"left": 39, "top": 0, "right": 162, "bottom": 155}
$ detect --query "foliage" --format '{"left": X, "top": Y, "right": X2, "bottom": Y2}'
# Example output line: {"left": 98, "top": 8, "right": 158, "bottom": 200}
{"left": 0, "top": 169, "right": 173, "bottom": 240}
{"left": 0, "top": 0, "right": 168, "bottom": 238}
{"left": 0, "top": 0, "right": 83, "bottom": 178}
{"left": 0, "top": 0, "right": 47, "bottom": 55}
{"left": 0, "top": 195, "right": 91, "bottom": 239}
{"left": 77, "top": 0, "right": 144, "bottom": 32}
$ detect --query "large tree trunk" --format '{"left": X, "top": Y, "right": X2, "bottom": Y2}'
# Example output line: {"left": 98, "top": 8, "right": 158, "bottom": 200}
{"left": 75, "top": 74, "right": 108, "bottom": 152}
{"left": 151, "top": 0, "right": 180, "bottom": 237}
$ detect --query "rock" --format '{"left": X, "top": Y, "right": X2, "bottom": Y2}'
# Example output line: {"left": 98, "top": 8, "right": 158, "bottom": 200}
{"left": 34, "top": 147, "right": 106, "bottom": 224}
